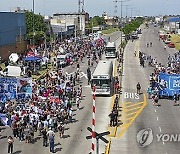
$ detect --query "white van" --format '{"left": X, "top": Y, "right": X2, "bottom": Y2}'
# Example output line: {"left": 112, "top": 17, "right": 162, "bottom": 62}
{"left": 57, "top": 55, "right": 67, "bottom": 67}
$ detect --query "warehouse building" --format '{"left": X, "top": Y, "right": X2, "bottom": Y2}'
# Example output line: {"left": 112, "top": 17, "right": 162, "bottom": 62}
{"left": 0, "top": 12, "right": 26, "bottom": 61}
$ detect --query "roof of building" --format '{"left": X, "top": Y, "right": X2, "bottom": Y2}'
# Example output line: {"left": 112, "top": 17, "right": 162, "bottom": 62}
{"left": 168, "top": 17, "right": 180, "bottom": 22}
{"left": 53, "top": 12, "right": 87, "bottom": 16}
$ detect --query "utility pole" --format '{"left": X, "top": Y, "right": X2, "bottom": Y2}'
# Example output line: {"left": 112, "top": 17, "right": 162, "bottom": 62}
{"left": 32, "top": 0, "right": 35, "bottom": 49}
{"left": 78, "top": 0, "right": 85, "bottom": 36}
{"left": 113, "top": 0, "right": 118, "bottom": 16}
{"left": 123, "top": 5, "right": 132, "bottom": 23}
{"left": 130, "top": 8, "right": 135, "bottom": 20}
{"left": 118, "top": 0, "right": 130, "bottom": 49}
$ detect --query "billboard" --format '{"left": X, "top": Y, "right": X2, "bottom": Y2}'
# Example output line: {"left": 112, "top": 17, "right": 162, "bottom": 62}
{"left": 0, "top": 77, "right": 32, "bottom": 102}
{"left": 159, "top": 73, "right": 180, "bottom": 96}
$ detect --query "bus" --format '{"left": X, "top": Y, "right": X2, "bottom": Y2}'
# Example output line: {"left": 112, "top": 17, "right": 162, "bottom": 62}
{"left": 91, "top": 60, "right": 113, "bottom": 96}
{"left": 105, "top": 42, "right": 117, "bottom": 58}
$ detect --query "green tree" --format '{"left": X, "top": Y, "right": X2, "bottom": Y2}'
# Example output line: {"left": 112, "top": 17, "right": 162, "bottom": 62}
{"left": 25, "top": 11, "right": 47, "bottom": 44}
{"left": 90, "top": 16, "right": 105, "bottom": 28}
{"left": 122, "top": 17, "right": 144, "bottom": 35}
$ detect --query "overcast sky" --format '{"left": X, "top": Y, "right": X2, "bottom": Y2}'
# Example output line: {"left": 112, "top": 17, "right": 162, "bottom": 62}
{"left": 0, "top": 0, "right": 179, "bottom": 17}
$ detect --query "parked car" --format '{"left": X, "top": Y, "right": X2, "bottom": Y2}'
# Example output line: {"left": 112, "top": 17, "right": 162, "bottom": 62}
{"left": 164, "top": 39, "right": 171, "bottom": 44}
{"left": 131, "top": 32, "right": 138, "bottom": 39}
{"left": 168, "top": 42, "right": 175, "bottom": 48}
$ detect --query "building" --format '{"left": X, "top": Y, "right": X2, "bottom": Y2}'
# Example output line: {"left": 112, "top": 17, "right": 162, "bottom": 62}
{"left": 155, "top": 16, "right": 163, "bottom": 23}
{"left": 164, "top": 17, "right": 180, "bottom": 34}
{"left": 52, "top": 12, "right": 89, "bottom": 35}
{"left": 0, "top": 12, "right": 26, "bottom": 60}
{"left": 102, "top": 12, "right": 119, "bottom": 27}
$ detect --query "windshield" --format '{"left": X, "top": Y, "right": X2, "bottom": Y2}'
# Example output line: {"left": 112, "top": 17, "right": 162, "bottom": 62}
{"left": 105, "top": 48, "right": 116, "bottom": 54}
{"left": 92, "top": 79, "right": 110, "bottom": 88}
{"left": 57, "top": 58, "right": 65, "bottom": 61}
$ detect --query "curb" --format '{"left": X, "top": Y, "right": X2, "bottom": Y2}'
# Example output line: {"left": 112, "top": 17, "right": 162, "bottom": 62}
{"left": 105, "top": 138, "right": 111, "bottom": 154}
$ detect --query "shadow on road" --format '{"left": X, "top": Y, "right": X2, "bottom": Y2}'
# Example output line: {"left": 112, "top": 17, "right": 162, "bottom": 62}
{"left": 64, "top": 127, "right": 69, "bottom": 131}
{"left": 79, "top": 106, "right": 84, "bottom": 110}
{"left": 0, "top": 135, "right": 7, "bottom": 139}
{"left": 33, "top": 136, "right": 41, "bottom": 143}
{"left": 54, "top": 142, "right": 61, "bottom": 147}
{"left": 13, "top": 150, "right": 22, "bottom": 154}
{"left": 55, "top": 147, "right": 62, "bottom": 153}
{"left": 62, "top": 134, "right": 70, "bottom": 139}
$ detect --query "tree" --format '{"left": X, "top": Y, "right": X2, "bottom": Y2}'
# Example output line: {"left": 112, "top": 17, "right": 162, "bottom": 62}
{"left": 25, "top": 11, "right": 47, "bottom": 44}
{"left": 90, "top": 16, "right": 105, "bottom": 28}
{"left": 122, "top": 17, "right": 144, "bottom": 35}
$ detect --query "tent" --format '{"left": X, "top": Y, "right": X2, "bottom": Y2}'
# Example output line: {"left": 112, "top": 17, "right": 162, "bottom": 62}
{"left": 1, "top": 65, "right": 22, "bottom": 77}
{"left": 9, "top": 53, "right": 19, "bottom": 63}
{"left": 23, "top": 56, "right": 42, "bottom": 61}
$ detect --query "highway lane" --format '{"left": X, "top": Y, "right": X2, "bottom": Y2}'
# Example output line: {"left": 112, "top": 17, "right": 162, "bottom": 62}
{"left": 110, "top": 25, "right": 180, "bottom": 154}
{"left": 0, "top": 31, "right": 121, "bottom": 154}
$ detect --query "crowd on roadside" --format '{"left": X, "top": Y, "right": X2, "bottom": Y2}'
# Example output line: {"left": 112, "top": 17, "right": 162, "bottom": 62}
{"left": 145, "top": 51, "right": 180, "bottom": 105}
{"left": 108, "top": 50, "right": 123, "bottom": 127}
{"left": 0, "top": 35, "right": 106, "bottom": 153}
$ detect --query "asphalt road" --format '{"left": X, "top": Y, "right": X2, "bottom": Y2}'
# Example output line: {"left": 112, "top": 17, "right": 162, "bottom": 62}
{"left": 110, "top": 25, "right": 180, "bottom": 154}
{"left": 0, "top": 31, "right": 121, "bottom": 154}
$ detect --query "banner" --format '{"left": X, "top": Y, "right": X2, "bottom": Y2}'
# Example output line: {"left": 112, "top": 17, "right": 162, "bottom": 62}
{"left": 159, "top": 73, "right": 180, "bottom": 96}
{"left": 17, "top": 77, "right": 32, "bottom": 100}
{"left": 0, "top": 113, "right": 9, "bottom": 126}
{"left": 0, "top": 77, "right": 32, "bottom": 102}
{"left": 0, "top": 77, "right": 17, "bottom": 102}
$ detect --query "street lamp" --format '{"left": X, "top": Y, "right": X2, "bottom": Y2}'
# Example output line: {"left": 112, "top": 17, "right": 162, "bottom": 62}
{"left": 123, "top": 4, "right": 132, "bottom": 23}
{"left": 130, "top": 8, "right": 136, "bottom": 19}
{"left": 119, "top": 0, "right": 130, "bottom": 50}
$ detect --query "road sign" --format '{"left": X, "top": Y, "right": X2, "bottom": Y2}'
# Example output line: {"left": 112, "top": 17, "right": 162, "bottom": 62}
{"left": 86, "top": 127, "right": 110, "bottom": 154}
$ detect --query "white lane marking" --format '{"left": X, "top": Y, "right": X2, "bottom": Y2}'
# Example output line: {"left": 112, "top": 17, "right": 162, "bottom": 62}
{"left": 154, "top": 109, "right": 157, "bottom": 112}
{"left": 159, "top": 127, "right": 162, "bottom": 132}
{"left": 80, "top": 72, "right": 88, "bottom": 79}
{"left": 163, "top": 141, "right": 165, "bottom": 145}
{"left": 157, "top": 117, "right": 159, "bottom": 121}
{"left": 83, "top": 85, "right": 91, "bottom": 88}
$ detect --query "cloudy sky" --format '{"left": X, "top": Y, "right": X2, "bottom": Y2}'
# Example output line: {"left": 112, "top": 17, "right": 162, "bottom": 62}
{"left": 0, "top": 0, "right": 179, "bottom": 17}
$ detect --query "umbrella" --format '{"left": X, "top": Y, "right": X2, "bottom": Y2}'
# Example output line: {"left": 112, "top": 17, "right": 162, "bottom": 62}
{"left": 23, "top": 56, "right": 42, "bottom": 61}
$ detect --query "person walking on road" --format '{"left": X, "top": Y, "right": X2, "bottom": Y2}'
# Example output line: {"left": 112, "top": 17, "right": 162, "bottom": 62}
{"left": 7, "top": 136, "right": 14, "bottom": 154}
{"left": 134, "top": 50, "right": 137, "bottom": 57}
{"left": 109, "top": 111, "right": 115, "bottom": 127}
{"left": 173, "top": 93, "right": 179, "bottom": 106}
{"left": 42, "top": 128, "right": 48, "bottom": 147}
{"left": 58, "top": 122, "right": 64, "bottom": 138}
{"left": 136, "top": 82, "right": 141, "bottom": 94}
{"left": 47, "top": 128, "right": 55, "bottom": 153}
{"left": 164, "top": 45, "right": 167, "bottom": 50}
{"left": 154, "top": 95, "right": 159, "bottom": 106}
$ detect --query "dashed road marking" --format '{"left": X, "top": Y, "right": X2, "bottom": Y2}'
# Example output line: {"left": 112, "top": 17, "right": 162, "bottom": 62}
{"left": 159, "top": 127, "right": 162, "bottom": 132}
{"left": 157, "top": 117, "right": 159, "bottom": 121}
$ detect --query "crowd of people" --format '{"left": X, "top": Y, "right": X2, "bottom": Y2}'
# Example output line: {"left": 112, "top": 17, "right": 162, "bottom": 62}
{"left": 146, "top": 51, "right": 180, "bottom": 105}
{"left": 0, "top": 35, "right": 106, "bottom": 153}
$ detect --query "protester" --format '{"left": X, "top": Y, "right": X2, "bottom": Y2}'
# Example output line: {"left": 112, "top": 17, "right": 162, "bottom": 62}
{"left": 7, "top": 136, "right": 14, "bottom": 154}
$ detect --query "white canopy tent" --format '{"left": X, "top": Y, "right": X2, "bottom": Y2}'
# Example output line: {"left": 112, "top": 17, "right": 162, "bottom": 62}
{"left": 1, "top": 66, "right": 21, "bottom": 77}
{"left": 9, "top": 53, "right": 19, "bottom": 63}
